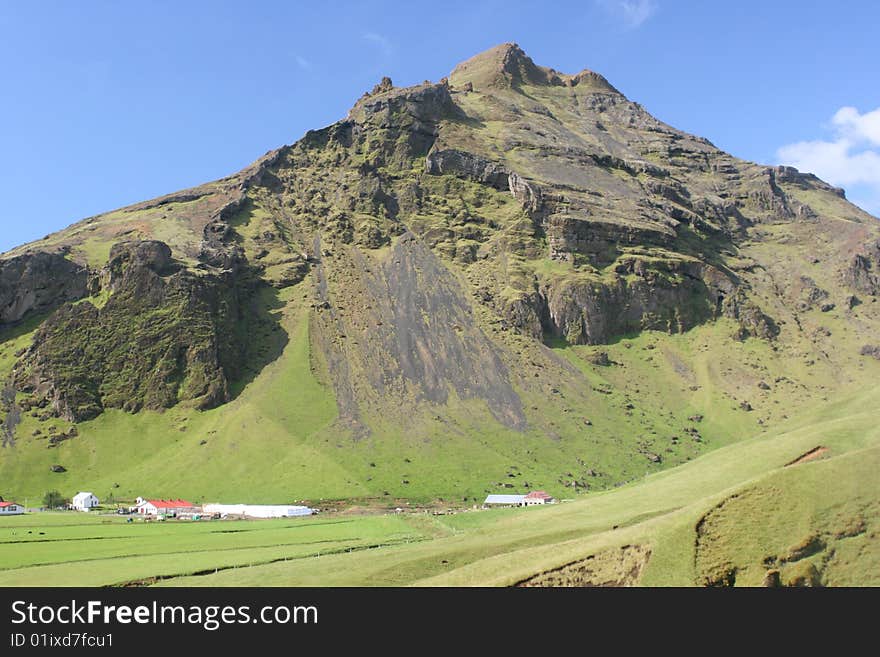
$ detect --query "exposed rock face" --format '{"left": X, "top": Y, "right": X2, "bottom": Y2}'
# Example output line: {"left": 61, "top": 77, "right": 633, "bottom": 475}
{"left": 310, "top": 232, "right": 526, "bottom": 432}
{"left": 844, "top": 240, "right": 880, "bottom": 295}
{"left": 722, "top": 291, "right": 780, "bottom": 341}
{"left": 346, "top": 80, "right": 460, "bottom": 170}
{"left": 540, "top": 261, "right": 718, "bottom": 345}
{"left": 101, "top": 240, "right": 177, "bottom": 292}
{"left": 0, "top": 382, "right": 20, "bottom": 448}
{"left": 544, "top": 216, "right": 675, "bottom": 266}
{"left": 12, "top": 240, "right": 266, "bottom": 422}
{"left": 793, "top": 276, "right": 829, "bottom": 311}
{"left": 0, "top": 252, "right": 89, "bottom": 325}
{"left": 425, "top": 149, "right": 509, "bottom": 189}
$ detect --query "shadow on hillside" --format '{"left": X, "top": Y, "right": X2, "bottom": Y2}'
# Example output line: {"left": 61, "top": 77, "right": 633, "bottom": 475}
{"left": 226, "top": 284, "right": 290, "bottom": 401}
{"left": 0, "top": 310, "right": 51, "bottom": 344}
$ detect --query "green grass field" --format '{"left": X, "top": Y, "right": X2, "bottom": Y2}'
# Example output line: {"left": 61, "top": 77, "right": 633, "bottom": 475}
{"left": 0, "top": 513, "right": 423, "bottom": 586}
{"left": 2, "top": 383, "right": 877, "bottom": 587}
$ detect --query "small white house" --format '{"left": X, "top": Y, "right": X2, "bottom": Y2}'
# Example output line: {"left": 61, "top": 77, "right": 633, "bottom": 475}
{"left": 72, "top": 492, "right": 99, "bottom": 511}
{"left": 0, "top": 501, "right": 24, "bottom": 515}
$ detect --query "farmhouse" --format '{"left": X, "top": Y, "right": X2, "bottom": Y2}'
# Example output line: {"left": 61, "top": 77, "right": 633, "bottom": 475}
{"left": 483, "top": 491, "right": 557, "bottom": 508}
{"left": 0, "top": 501, "right": 24, "bottom": 515}
{"left": 202, "top": 503, "right": 313, "bottom": 518}
{"left": 72, "top": 492, "right": 99, "bottom": 511}
{"left": 483, "top": 494, "right": 526, "bottom": 507}
{"left": 523, "top": 491, "right": 556, "bottom": 506}
{"left": 133, "top": 497, "right": 196, "bottom": 517}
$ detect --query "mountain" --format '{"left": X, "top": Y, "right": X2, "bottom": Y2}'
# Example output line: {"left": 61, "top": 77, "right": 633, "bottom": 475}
{"left": 1, "top": 43, "right": 879, "bottom": 507}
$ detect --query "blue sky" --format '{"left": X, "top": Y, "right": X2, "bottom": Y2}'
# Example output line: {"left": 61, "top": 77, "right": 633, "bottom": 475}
{"left": 1, "top": 1, "right": 878, "bottom": 253}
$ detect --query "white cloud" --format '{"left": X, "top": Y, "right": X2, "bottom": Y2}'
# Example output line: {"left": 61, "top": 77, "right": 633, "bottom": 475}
{"left": 777, "top": 106, "right": 880, "bottom": 216}
{"left": 362, "top": 32, "right": 392, "bottom": 57}
{"left": 777, "top": 139, "right": 880, "bottom": 188}
{"left": 597, "top": 0, "right": 658, "bottom": 29}
{"left": 831, "top": 106, "right": 880, "bottom": 146}
{"left": 295, "top": 55, "right": 312, "bottom": 71}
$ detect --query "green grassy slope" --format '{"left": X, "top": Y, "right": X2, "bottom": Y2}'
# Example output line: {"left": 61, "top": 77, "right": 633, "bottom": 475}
{"left": 1, "top": 369, "right": 876, "bottom": 587}
{"left": 4, "top": 308, "right": 875, "bottom": 507}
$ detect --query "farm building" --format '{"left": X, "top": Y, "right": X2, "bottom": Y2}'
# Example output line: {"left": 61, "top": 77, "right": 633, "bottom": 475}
{"left": 72, "top": 492, "right": 99, "bottom": 511}
{"left": 483, "top": 494, "right": 526, "bottom": 507}
{"left": 133, "top": 498, "right": 197, "bottom": 516}
{"left": 483, "top": 491, "right": 557, "bottom": 508}
{"left": 523, "top": 491, "right": 556, "bottom": 506}
{"left": 0, "top": 501, "right": 24, "bottom": 515}
{"left": 202, "top": 503, "right": 313, "bottom": 518}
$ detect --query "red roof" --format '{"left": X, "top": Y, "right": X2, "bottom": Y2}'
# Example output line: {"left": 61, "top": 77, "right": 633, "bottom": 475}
{"left": 524, "top": 491, "right": 553, "bottom": 500}
{"left": 0, "top": 501, "right": 20, "bottom": 508}
{"left": 145, "top": 499, "right": 195, "bottom": 509}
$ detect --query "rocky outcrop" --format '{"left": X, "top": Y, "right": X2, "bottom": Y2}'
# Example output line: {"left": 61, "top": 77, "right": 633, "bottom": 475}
{"left": 490, "top": 256, "right": 771, "bottom": 346}
{"left": 774, "top": 165, "right": 846, "bottom": 198}
{"left": 0, "top": 382, "right": 20, "bottom": 448}
{"left": 507, "top": 172, "right": 543, "bottom": 214}
{"left": 0, "top": 252, "right": 89, "bottom": 326}
{"left": 347, "top": 81, "right": 460, "bottom": 169}
{"left": 100, "top": 240, "right": 178, "bottom": 293}
{"left": 722, "top": 290, "right": 780, "bottom": 340}
{"left": 424, "top": 150, "right": 544, "bottom": 217}
{"left": 540, "top": 261, "right": 719, "bottom": 345}
{"left": 198, "top": 199, "right": 248, "bottom": 270}
{"left": 499, "top": 291, "right": 548, "bottom": 341}
{"left": 792, "top": 276, "right": 829, "bottom": 311}
{"left": 545, "top": 216, "right": 675, "bottom": 265}
{"left": 843, "top": 241, "right": 880, "bottom": 295}
{"left": 425, "top": 149, "right": 509, "bottom": 189}
{"left": 12, "top": 240, "right": 267, "bottom": 422}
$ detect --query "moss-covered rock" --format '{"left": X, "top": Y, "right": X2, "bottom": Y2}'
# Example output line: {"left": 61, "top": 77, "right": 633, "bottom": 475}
{"left": 12, "top": 240, "right": 268, "bottom": 422}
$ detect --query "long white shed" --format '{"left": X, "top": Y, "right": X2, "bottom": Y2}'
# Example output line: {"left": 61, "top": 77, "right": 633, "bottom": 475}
{"left": 202, "top": 504, "right": 313, "bottom": 518}
{"left": 483, "top": 494, "right": 526, "bottom": 507}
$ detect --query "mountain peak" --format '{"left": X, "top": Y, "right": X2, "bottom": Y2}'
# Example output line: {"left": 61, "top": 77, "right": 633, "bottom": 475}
{"left": 448, "top": 42, "right": 619, "bottom": 94}
{"left": 449, "top": 42, "right": 543, "bottom": 89}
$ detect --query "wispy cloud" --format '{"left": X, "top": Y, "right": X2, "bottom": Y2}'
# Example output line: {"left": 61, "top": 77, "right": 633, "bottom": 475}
{"left": 362, "top": 32, "right": 392, "bottom": 57}
{"left": 597, "top": 0, "right": 658, "bottom": 29}
{"left": 777, "top": 106, "right": 880, "bottom": 216}
{"left": 295, "top": 55, "right": 312, "bottom": 71}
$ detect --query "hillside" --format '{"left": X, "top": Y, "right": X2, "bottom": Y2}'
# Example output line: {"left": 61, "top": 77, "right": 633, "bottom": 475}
{"left": 2, "top": 383, "right": 877, "bottom": 587}
{"left": 1, "top": 43, "right": 879, "bottom": 510}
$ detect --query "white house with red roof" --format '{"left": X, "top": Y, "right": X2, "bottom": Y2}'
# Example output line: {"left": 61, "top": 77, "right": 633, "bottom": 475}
{"left": 0, "top": 501, "right": 24, "bottom": 515}
{"left": 133, "top": 497, "right": 197, "bottom": 516}
{"left": 522, "top": 491, "right": 556, "bottom": 506}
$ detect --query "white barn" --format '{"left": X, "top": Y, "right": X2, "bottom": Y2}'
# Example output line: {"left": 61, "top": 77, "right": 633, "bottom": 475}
{"left": 483, "top": 494, "right": 526, "bottom": 507}
{"left": 202, "top": 503, "right": 313, "bottom": 518}
{"left": 72, "top": 492, "right": 99, "bottom": 511}
{"left": 0, "top": 501, "right": 24, "bottom": 515}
